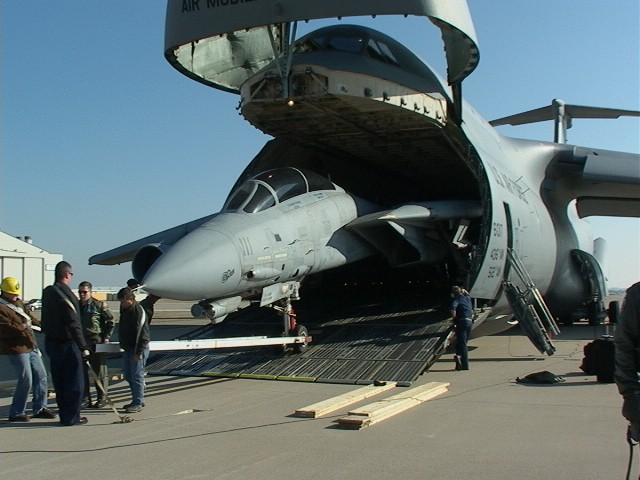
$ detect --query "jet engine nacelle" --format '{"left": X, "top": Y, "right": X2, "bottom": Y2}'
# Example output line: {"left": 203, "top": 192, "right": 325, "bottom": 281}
{"left": 191, "top": 296, "right": 243, "bottom": 322}
{"left": 132, "top": 243, "right": 171, "bottom": 283}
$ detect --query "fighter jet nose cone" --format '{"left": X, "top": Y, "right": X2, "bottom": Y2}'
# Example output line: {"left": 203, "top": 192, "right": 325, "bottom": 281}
{"left": 142, "top": 228, "right": 241, "bottom": 300}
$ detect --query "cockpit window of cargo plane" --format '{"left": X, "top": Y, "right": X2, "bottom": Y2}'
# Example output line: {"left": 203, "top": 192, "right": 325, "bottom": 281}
{"left": 294, "top": 26, "right": 439, "bottom": 85}
{"left": 295, "top": 32, "right": 399, "bottom": 66}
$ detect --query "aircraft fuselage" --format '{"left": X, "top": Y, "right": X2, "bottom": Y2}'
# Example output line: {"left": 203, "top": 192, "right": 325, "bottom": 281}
{"left": 91, "top": 20, "right": 634, "bottom": 352}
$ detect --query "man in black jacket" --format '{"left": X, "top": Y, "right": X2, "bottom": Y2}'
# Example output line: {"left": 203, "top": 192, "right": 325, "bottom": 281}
{"left": 117, "top": 287, "right": 150, "bottom": 413}
{"left": 41, "top": 261, "right": 89, "bottom": 426}
{"left": 615, "top": 281, "right": 640, "bottom": 437}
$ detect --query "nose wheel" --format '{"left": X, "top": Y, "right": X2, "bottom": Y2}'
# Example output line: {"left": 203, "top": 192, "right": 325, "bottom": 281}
{"left": 276, "top": 297, "right": 309, "bottom": 354}
{"left": 292, "top": 325, "right": 309, "bottom": 354}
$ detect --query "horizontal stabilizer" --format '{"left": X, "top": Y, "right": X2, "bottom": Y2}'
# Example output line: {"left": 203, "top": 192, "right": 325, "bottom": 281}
{"left": 490, "top": 103, "right": 640, "bottom": 126}
{"left": 490, "top": 98, "right": 640, "bottom": 143}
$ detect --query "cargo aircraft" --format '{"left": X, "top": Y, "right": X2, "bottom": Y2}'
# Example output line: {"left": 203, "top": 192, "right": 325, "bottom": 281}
{"left": 90, "top": 0, "right": 639, "bottom": 355}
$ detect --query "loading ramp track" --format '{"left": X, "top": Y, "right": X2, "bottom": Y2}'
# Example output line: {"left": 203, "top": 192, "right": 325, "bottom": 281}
{"left": 146, "top": 296, "right": 452, "bottom": 386}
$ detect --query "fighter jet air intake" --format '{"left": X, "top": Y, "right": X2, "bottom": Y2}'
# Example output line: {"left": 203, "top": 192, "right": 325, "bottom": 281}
{"left": 90, "top": 0, "right": 640, "bottom": 355}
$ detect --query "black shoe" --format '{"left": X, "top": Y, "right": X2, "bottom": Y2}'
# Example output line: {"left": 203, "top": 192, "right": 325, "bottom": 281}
{"left": 33, "top": 407, "right": 57, "bottom": 419}
{"left": 8, "top": 415, "right": 30, "bottom": 422}
{"left": 125, "top": 405, "right": 143, "bottom": 413}
{"left": 91, "top": 399, "right": 107, "bottom": 408}
{"left": 454, "top": 355, "right": 462, "bottom": 371}
{"left": 60, "top": 417, "right": 88, "bottom": 426}
{"left": 122, "top": 402, "right": 145, "bottom": 409}
{"left": 81, "top": 399, "right": 92, "bottom": 408}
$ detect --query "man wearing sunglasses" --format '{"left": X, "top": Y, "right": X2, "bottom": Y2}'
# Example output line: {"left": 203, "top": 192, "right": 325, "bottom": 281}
{"left": 78, "top": 281, "right": 114, "bottom": 408}
{"left": 41, "top": 261, "right": 90, "bottom": 426}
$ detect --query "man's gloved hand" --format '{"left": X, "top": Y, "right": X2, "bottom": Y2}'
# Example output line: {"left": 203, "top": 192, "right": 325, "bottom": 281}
{"left": 622, "top": 394, "right": 640, "bottom": 424}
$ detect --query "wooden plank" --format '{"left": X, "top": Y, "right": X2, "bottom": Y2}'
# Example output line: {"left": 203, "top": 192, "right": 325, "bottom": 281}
{"left": 336, "top": 382, "right": 449, "bottom": 429}
{"left": 349, "top": 381, "right": 449, "bottom": 414}
{"left": 294, "top": 381, "right": 398, "bottom": 418}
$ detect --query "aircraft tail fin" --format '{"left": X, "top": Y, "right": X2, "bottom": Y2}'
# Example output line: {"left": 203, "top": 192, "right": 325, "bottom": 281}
{"left": 489, "top": 99, "right": 640, "bottom": 143}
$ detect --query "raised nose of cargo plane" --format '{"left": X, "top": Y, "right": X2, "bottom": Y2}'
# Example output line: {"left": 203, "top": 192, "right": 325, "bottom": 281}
{"left": 141, "top": 227, "right": 242, "bottom": 300}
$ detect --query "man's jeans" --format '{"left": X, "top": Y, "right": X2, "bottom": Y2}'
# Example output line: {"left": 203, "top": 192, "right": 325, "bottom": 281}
{"left": 454, "top": 319, "right": 473, "bottom": 370}
{"left": 122, "top": 348, "right": 149, "bottom": 407}
{"left": 8, "top": 349, "right": 49, "bottom": 417}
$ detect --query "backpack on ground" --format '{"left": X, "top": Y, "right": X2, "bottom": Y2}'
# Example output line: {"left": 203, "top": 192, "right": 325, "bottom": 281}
{"left": 580, "top": 338, "right": 615, "bottom": 383}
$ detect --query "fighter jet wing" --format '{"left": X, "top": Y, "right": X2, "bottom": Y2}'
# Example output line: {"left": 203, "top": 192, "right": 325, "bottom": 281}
{"left": 345, "top": 201, "right": 482, "bottom": 266}
{"left": 89, "top": 213, "right": 218, "bottom": 266}
{"left": 347, "top": 201, "right": 483, "bottom": 228}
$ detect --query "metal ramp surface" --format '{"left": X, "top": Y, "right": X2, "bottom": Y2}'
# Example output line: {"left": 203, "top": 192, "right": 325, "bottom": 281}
{"left": 146, "top": 297, "right": 452, "bottom": 386}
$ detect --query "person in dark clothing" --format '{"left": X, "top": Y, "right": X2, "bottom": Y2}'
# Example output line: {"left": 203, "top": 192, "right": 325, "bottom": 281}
{"left": 450, "top": 285, "right": 473, "bottom": 371}
{"left": 78, "top": 281, "right": 114, "bottom": 408}
{"left": 117, "top": 287, "right": 150, "bottom": 413}
{"left": 41, "top": 261, "right": 89, "bottom": 426}
{"left": 614, "top": 282, "right": 640, "bottom": 434}
{"left": 0, "top": 277, "right": 56, "bottom": 422}
{"left": 125, "top": 277, "right": 160, "bottom": 324}
{"left": 140, "top": 294, "right": 161, "bottom": 325}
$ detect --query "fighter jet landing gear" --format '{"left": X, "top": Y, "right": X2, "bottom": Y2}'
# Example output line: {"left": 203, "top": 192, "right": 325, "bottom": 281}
{"left": 273, "top": 297, "right": 310, "bottom": 354}
{"left": 100, "top": 283, "right": 311, "bottom": 355}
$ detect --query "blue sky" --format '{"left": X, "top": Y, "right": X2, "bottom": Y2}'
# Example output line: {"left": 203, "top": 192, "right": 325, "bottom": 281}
{"left": 2, "top": 1, "right": 639, "bottom": 289}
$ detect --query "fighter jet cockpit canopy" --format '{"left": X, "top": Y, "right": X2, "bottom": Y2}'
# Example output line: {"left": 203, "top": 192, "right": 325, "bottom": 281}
{"left": 223, "top": 168, "right": 335, "bottom": 214}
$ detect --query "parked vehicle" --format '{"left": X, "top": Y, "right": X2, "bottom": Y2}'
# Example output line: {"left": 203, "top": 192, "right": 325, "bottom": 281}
{"left": 26, "top": 299, "right": 42, "bottom": 311}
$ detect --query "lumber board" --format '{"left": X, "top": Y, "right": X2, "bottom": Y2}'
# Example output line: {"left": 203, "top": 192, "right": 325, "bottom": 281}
{"left": 294, "top": 381, "right": 397, "bottom": 418}
{"left": 336, "top": 381, "right": 449, "bottom": 429}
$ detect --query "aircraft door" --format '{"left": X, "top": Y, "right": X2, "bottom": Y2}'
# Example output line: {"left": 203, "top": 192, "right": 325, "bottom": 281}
{"left": 502, "top": 203, "right": 560, "bottom": 355}
{"left": 469, "top": 200, "right": 508, "bottom": 300}
{"left": 503, "top": 203, "right": 514, "bottom": 278}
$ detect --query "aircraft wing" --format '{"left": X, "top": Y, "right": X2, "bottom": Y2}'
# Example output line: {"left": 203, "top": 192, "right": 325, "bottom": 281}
{"left": 347, "top": 201, "right": 482, "bottom": 228}
{"left": 345, "top": 201, "right": 482, "bottom": 266}
{"left": 556, "top": 147, "right": 640, "bottom": 218}
{"left": 88, "top": 213, "right": 217, "bottom": 266}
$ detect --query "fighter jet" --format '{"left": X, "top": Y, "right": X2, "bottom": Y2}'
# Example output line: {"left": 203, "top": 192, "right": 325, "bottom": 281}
{"left": 90, "top": 0, "right": 639, "bottom": 354}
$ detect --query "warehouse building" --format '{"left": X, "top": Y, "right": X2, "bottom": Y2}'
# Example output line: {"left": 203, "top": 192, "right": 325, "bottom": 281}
{"left": 0, "top": 230, "right": 62, "bottom": 301}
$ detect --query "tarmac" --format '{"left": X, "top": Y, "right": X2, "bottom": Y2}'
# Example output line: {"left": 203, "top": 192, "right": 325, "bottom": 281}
{"left": 0, "top": 300, "right": 633, "bottom": 480}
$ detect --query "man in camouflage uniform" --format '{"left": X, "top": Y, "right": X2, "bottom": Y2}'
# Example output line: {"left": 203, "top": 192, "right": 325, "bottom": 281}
{"left": 78, "top": 281, "right": 114, "bottom": 408}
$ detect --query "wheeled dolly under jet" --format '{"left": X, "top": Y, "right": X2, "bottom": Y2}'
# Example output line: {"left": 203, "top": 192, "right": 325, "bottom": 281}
{"left": 97, "top": 280, "right": 312, "bottom": 355}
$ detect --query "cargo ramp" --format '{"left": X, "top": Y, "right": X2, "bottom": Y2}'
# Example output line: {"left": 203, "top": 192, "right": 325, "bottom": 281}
{"left": 146, "top": 296, "right": 452, "bottom": 386}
